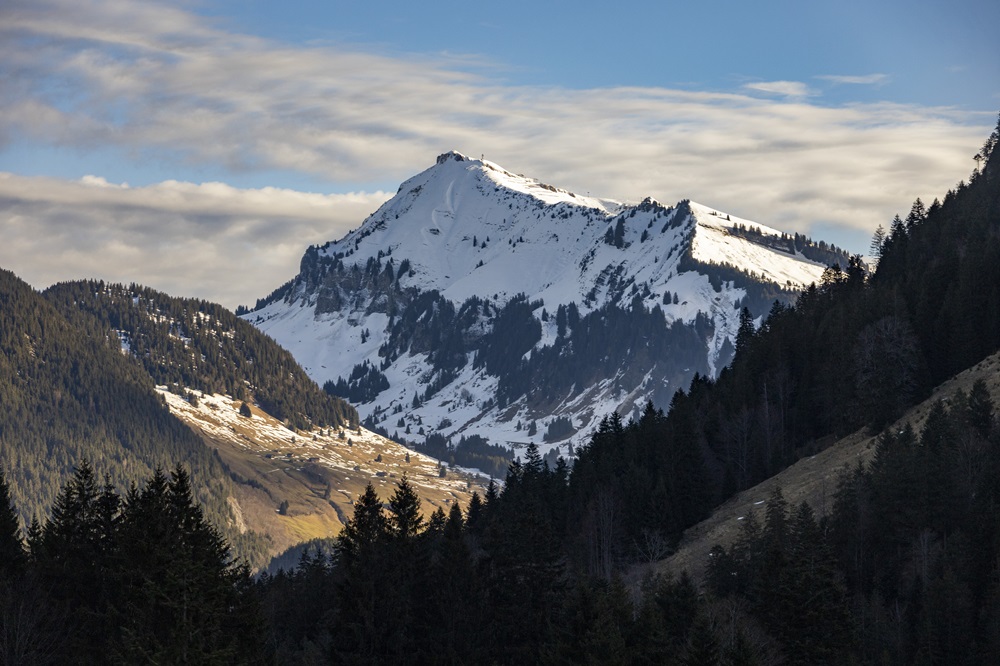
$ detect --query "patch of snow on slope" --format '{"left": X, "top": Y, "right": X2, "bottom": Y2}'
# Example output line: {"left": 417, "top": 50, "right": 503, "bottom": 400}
{"left": 689, "top": 202, "right": 825, "bottom": 289}
{"left": 159, "top": 387, "right": 491, "bottom": 493}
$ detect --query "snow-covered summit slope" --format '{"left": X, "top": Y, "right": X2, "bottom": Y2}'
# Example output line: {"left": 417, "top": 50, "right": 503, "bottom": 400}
{"left": 687, "top": 202, "right": 833, "bottom": 289}
{"left": 317, "top": 150, "right": 624, "bottom": 305}
{"left": 246, "top": 153, "right": 847, "bottom": 462}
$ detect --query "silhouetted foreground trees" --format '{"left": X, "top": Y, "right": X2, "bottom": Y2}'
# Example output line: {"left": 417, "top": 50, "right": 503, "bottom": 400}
{"left": 255, "top": 379, "right": 1000, "bottom": 664}
{"left": 0, "top": 463, "right": 265, "bottom": 665}
{"left": 255, "top": 451, "right": 774, "bottom": 665}
{"left": 10, "top": 393, "right": 1000, "bottom": 666}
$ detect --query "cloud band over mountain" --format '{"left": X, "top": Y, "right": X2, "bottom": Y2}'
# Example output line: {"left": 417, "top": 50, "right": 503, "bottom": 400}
{"left": 0, "top": 0, "right": 992, "bottom": 307}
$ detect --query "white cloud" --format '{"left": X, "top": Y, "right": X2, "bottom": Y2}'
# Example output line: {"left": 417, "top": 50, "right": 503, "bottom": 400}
{"left": 0, "top": 173, "right": 390, "bottom": 308}
{"left": 0, "top": 0, "right": 993, "bottom": 307}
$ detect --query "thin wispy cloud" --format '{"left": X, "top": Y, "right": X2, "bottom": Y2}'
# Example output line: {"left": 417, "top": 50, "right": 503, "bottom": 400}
{"left": 818, "top": 73, "right": 890, "bottom": 86}
{"left": 742, "top": 80, "right": 816, "bottom": 98}
{"left": 0, "top": 0, "right": 992, "bottom": 307}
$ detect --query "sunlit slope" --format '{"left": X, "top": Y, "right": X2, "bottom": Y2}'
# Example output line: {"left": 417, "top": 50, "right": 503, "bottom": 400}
{"left": 161, "top": 388, "right": 488, "bottom": 558}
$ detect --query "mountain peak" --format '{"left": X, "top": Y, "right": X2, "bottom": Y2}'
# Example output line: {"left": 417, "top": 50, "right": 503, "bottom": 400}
{"left": 249, "top": 153, "right": 853, "bottom": 457}
{"left": 435, "top": 150, "right": 472, "bottom": 164}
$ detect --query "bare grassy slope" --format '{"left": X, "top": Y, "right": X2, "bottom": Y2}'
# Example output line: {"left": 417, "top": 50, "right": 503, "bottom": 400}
{"left": 161, "top": 389, "right": 489, "bottom": 560}
{"left": 659, "top": 351, "right": 1000, "bottom": 583}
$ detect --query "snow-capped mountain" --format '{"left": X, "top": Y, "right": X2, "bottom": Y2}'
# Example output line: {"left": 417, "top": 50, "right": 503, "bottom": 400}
{"left": 245, "top": 151, "right": 847, "bottom": 462}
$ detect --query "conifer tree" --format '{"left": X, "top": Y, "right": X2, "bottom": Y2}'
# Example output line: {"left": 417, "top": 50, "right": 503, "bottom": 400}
{"left": 967, "top": 378, "right": 995, "bottom": 438}
{"left": 0, "top": 468, "right": 24, "bottom": 579}
{"left": 388, "top": 474, "right": 424, "bottom": 539}
{"left": 445, "top": 499, "right": 465, "bottom": 537}
{"left": 466, "top": 491, "right": 484, "bottom": 533}
{"left": 116, "top": 465, "right": 260, "bottom": 664}
{"left": 32, "top": 459, "right": 117, "bottom": 662}
{"left": 664, "top": 390, "right": 712, "bottom": 530}
{"left": 870, "top": 224, "right": 887, "bottom": 259}
{"left": 681, "top": 614, "right": 721, "bottom": 666}
{"left": 734, "top": 307, "right": 756, "bottom": 359}
{"left": 336, "top": 483, "right": 387, "bottom": 564}
{"left": 779, "top": 501, "right": 851, "bottom": 663}
{"left": 425, "top": 505, "right": 447, "bottom": 538}
{"left": 41, "top": 459, "right": 101, "bottom": 560}
{"left": 25, "top": 517, "right": 43, "bottom": 561}
{"left": 422, "top": 500, "right": 482, "bottom": 662}
{"left": 332, "top": 483, "right": 391, "bottom": 661}
{"left": 483, "top": 479, "right": 499, "bottom": 511}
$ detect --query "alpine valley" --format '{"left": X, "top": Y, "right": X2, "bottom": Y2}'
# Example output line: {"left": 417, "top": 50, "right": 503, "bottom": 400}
{"left": 245, "top": 151, "right": 851, "bottom": 466}
{"left": 4, "top": 119, "right": 1000, "bottom": 665}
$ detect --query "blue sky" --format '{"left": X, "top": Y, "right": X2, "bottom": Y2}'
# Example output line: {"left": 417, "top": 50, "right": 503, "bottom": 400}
{"left": 208, "top": 0, "right": 998, "bottom": 105}
{"left": 201, "top": 0, "right": 999, "bottom": 109}
{"left": 0, "top": 0, "right": 997, "bottom": 307}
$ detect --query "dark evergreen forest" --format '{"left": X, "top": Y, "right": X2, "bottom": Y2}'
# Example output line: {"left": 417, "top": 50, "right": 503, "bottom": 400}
{"left": 1, "top": 117, "right": 998, "bottom": 664}
{"left": 0, "top": 464, "right": 265, "bottom": 664}
{"left": 0, "top": 270, "right": 243, "bottom": 547}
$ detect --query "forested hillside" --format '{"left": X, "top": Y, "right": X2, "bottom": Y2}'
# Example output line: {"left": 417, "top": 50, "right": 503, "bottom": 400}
{"left": 0, "top": 270, "right": 239, "bottom": 538}
{"left": 44, "top": 281, "right": 358, "bottom": 431}
{"left": 567, "top": 115, "right": 1000, "bottom": 563}
{"left": 1, "top": 275, "right": 362, "bottom": 567}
